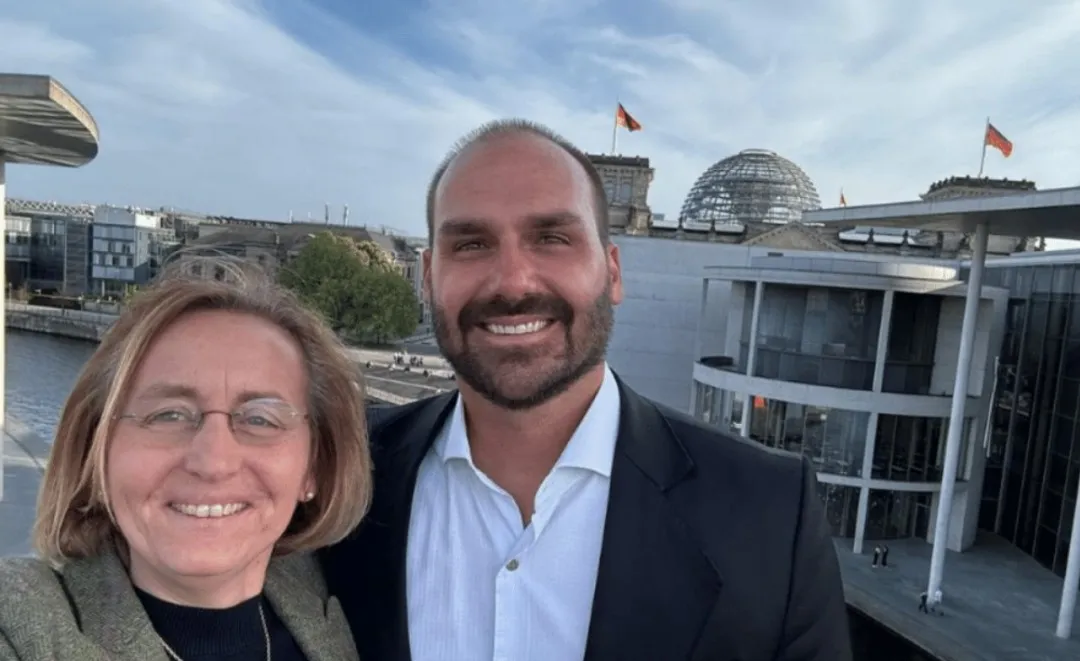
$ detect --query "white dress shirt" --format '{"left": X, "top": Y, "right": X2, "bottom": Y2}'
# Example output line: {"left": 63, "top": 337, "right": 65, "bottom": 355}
{"left": 406, "top": 364, "right": 622, "bottom": 661}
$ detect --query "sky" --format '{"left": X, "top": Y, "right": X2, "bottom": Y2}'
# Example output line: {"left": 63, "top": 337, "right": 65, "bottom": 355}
{"left": 2, "top": 0, "right": 1080, "bottom": 241}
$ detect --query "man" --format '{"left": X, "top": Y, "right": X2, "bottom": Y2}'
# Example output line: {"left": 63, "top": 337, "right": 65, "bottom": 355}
{"left": 320, "top": 119, "right": 852, "bottom": 661}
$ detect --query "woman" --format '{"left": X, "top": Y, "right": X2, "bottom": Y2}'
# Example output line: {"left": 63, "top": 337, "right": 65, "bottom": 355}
{"left": 0, "top": 258, "right": 371, "bottom": 661}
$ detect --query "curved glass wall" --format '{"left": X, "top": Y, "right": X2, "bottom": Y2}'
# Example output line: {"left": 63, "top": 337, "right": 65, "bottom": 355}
{"left": 864, "top": 489, "right": 932, "bottom": 540}
{"left": 882, "top": 292, "right": 941, "bottom": 395}
{"left": 693, "top": 382, "right": 957, "bottom": 542}
{"left": 695, "top": 382, "right": 743, "bottom": 434}
{"left": 871, "top": 414, "right": 970, "bottom": 482}
{"left": 742, "top": 284, "right": 884, "bottom": 391}
{"left": 813, "top": 483, "right": 932, "bottom": 541}
{"left": 817, "top": 483, "right": 860, "bottom": 537}
{"left": 745, "top": 395, "right": 870, "bottom": 477}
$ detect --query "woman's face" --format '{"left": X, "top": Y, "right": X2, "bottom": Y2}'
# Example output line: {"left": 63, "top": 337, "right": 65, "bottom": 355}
{"left": 106, "top": 309, "right": 315, "bottom": 605}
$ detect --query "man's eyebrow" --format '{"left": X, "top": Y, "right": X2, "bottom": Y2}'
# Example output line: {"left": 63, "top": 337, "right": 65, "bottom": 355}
{"left": 436, "top": 218, "right": 490, "bottom": 238}
{"left": 436, "top": 211, "right": 586, "bottom": 238}
{"left": 525, "top": 211, "right": 584, "bottom": 230}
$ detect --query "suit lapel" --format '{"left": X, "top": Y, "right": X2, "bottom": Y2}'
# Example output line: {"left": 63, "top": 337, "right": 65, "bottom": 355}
{"left": 264, "top": 554, "right": 358, "bottom": 661}
{"left": 62, "top": 547, "right": 169, "bottom": 661}
{"left": 355, "top": 393, "right": 457, "bottom": 661}
{"left": 584, "top": 380, "right": 723, "bottom": 661}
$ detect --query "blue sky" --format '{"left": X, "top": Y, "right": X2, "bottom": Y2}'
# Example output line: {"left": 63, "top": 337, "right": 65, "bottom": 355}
{"left": 2, "top": 0, "right": 1080, "bottom": 240}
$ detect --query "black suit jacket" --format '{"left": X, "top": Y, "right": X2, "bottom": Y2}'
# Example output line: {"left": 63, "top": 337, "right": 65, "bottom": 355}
{"left": 320, "top": 377, "right": 852, "bottom": 661}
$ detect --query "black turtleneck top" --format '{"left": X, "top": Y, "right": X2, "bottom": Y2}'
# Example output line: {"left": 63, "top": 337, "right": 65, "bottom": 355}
{"left": 135, "top": 587, "right": 309, "bottom": 661}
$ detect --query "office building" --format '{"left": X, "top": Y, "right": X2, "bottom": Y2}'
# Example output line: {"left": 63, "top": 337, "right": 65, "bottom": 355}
{"left": 89, "top": 205, "right": 177, "bottom": 297}
{"left": 4, "top": 199, "right": 93, "bottom": 295}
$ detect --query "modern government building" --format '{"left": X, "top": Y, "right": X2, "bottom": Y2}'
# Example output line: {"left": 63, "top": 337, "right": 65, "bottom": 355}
{"left": 597, "top": 147, "right": 1080, "bottom": 658}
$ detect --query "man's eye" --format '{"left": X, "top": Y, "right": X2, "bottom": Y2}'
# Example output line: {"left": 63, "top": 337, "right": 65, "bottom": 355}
{"left": 538, "top": 233, "right": 570, "bottom": 245}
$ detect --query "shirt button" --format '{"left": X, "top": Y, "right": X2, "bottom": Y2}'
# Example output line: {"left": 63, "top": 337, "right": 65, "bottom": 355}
{"left": 506, "top": 559, "right": 520, "bottom": 571}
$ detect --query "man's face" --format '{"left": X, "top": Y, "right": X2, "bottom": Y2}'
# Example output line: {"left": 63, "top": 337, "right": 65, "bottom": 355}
{"left": 425, "top": 133, "right": 623, "bottom": 410}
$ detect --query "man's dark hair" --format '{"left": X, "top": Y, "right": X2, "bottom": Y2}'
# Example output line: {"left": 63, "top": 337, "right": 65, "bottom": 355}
{"left": 425, "top": 118, "right": 610, "bottom": 245}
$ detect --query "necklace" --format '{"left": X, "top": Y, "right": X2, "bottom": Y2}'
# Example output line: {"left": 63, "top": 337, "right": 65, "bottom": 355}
{"left": 158, "top": 602, "right": 271, "bottom": 661}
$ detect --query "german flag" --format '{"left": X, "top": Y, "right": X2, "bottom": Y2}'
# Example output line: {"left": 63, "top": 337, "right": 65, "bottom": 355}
{"left": 985, "top": 123, "right": 1013, "bottom": 157}
{"left": 615, "top": 103, "right": 642, "bottom": 132}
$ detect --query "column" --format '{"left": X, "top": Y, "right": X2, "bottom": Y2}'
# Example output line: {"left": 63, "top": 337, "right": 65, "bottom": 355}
{"left": 1055, "top": 473, "right": 1080, "bottom": 638}
{"left": 853, "top": 289, "right": 895, "bottom": 554}
{"left": 0, "top": 159, "right": 6, "bottom": 502}
{"left": 740, "top": 280, "right": 764, "bottom": 435}
{"left": 690, "top": 278, "right": 711, "bottom": 414}
{"left": 927, "top": 221, "right": 989, "bottom": 598}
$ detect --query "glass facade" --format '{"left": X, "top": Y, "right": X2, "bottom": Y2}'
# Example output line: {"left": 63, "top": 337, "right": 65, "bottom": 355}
{"left": 694, "top": 381, "right": 962, "bottom": 542}
{"left": 872, "top": 414, "right": 954, "bottom": 482}
{"left": 882, "top": 293, "right": 941, "bottom": 395}
{"left": 28, "top": 217, "right": 67, "bottom": 290}
{"left": 979, "top": 263, "right": 1080, "bottom": 577}
{"left": 741, "top": 284, "right": 885, "bottom": 390}
{"left": 746, "top": 396, "right": 869, "bottom": 477}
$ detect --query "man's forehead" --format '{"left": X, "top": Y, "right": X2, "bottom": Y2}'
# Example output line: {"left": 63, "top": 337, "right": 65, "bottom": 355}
{"left": 440, "top": 133, "right": 573, "bottom": 188}
{"left": 436, "top": 140, "right": 589, "bottom": 215}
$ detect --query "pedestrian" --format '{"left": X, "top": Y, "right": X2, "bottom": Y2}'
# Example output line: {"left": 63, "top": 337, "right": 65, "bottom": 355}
{"left": 918, "top": 592, "right": 929, "bottom": 613}
{"left": 872, "top": 545, "right": 881, "bottom": 567}
{"left": 320, "top": 119, "right": 854, "bottom": 661}
{"left": 881, "top": 544, "right": 890, "bottom": 567}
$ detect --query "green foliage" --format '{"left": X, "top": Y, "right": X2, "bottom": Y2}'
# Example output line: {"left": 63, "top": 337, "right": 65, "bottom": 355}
{"left": 280, "top": 232, "right": 419, "bottom": 343}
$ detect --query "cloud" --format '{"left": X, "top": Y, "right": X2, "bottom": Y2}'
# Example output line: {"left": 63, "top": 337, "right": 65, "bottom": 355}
{"left": 1, "top": 0, "right": 1079, "bottom": 242}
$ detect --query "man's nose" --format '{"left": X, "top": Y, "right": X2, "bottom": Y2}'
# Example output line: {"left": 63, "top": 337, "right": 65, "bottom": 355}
{"left": 488, "top": 243, "right": 541, "bottom": 299}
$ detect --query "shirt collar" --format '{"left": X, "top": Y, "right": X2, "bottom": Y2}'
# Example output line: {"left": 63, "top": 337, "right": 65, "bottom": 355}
{"left": 434, "top": 363, "right": 621, "bottom": 478}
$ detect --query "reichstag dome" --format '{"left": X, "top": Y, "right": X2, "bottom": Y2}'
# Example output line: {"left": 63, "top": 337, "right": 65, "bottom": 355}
{"left": 678, "top": 149, "right": 822, "bottom": 226}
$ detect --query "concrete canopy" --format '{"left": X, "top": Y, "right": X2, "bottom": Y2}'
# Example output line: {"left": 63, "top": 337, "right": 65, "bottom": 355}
{"left": 803, "top": 186, "right": 1080, "bottom": 240}
{"left": 0, "top": 74, "right": 99, "bottom": 167}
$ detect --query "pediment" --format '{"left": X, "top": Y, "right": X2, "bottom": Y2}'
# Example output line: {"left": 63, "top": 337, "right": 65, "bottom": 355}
{"left": 743, "top": 222, "right": 844, "bottom": 252}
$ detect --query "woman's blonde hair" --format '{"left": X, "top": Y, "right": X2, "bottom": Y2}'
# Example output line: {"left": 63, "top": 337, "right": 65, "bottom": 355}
{"left": 33, "top": 256, "right": 373, "bottom": 565}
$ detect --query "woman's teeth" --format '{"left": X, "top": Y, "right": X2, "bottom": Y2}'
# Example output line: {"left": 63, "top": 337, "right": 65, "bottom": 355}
{"left": 170, "top": 503, "right": 249, "bottom": 518}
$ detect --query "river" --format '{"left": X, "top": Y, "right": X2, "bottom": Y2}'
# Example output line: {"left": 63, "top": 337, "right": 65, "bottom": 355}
{"left": 4, "top": 329, "right": 97, "bottom": 441}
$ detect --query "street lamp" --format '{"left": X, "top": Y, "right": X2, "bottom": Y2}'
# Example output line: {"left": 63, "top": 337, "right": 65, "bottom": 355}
{"left": 0, "top": 74, "right": 99, "bottom": 501}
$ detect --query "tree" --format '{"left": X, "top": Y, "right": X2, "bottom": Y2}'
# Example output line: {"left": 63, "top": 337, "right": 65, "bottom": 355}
{"left": 280, "top": 232, "right": 419, "bottom": 344}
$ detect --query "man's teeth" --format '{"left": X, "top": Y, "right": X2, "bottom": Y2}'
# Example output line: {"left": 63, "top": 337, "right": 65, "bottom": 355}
{"left": 485, "top": 320, "right": 551, "bottom": 335}
{"left": 170, "top": 503, "right": 249, "bottom": 518}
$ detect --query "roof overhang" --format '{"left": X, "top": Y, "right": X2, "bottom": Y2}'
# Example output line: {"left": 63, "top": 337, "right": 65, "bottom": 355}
{"left": 803, "top": 186, "right": 1080, "bottom": 240}
{"left": 0, "top": 74, "right": 99, "bottom": 168}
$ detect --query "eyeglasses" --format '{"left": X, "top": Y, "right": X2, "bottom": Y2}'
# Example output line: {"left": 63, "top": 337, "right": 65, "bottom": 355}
{"left": 116, "top": 399, "right": 309, "bottom": 442}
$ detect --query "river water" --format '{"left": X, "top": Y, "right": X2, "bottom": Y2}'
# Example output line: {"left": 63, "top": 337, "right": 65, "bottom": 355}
{"left": 4, "top": 329, "right": 97, "bottom": 441}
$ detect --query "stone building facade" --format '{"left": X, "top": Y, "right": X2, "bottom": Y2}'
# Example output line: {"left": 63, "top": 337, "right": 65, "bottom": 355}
{"left": 585, "top": 166, "right": 1043, "bottom": 259}
{"left": 588, "top": 154, "right": 654, "bottom": 235}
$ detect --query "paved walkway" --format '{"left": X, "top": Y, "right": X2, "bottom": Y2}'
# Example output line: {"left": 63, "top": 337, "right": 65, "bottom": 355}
{"left": 0, "top": 420, "right": 47, "bottom": 558}
{"left": 839, "top": 536, "right": 1080, "bottom": 660}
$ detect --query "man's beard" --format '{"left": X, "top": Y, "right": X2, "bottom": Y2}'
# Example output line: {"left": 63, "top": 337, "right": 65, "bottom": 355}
{"left": 432, "top": 286, "right": 614, "bottom": 411}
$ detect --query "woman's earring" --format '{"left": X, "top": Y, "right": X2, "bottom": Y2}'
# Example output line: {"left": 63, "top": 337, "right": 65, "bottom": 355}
{"left": 304, "top": 491, "right": 315, "bottom": 502}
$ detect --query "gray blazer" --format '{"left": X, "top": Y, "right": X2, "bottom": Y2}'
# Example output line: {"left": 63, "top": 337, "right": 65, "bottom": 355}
{"left": 0, "top": 548, "right": 359, "bottom": 661}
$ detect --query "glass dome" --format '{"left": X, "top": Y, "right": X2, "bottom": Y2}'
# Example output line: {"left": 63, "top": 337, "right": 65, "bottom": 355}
{"left": 678, "top": 149, "right": 821, "bottom": 226}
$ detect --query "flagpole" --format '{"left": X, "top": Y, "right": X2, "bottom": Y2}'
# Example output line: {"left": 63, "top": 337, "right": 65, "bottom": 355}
{"left": 977, "top": 116, "right": 989, "bottom": 177}
{"left": 611, "top": 100, "right": 619, "bottom": 155}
